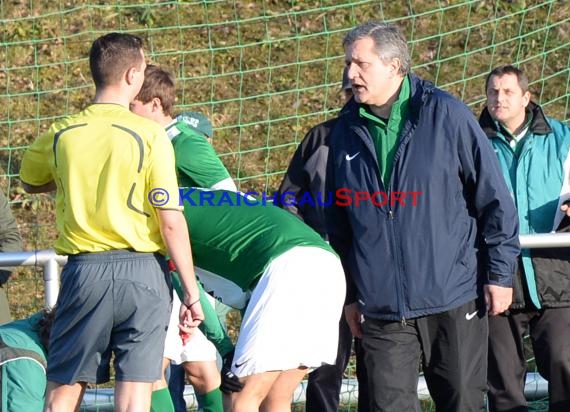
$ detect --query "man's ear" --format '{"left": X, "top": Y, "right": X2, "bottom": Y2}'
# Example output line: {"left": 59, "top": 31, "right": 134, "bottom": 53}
{"left": 522, "top": 90, "right": 531, "bottom": 108}
{"left": 125, "top": 66, "right": 137, "bottom": 85}
{"left": 151, "top": 97, "right": 163, "bottom": 113}
{"left": 389, "top": 58, "right": 401, "bottom": 78}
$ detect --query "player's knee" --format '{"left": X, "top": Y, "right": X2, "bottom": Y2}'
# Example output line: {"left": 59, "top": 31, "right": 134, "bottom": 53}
{"left": 183, "top": 361, "right": 221, "bottom": 392}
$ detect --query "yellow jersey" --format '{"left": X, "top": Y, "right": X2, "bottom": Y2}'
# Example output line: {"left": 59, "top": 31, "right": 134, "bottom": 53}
{"left": 20, "top": 104, "right": 182, "bottom": 255}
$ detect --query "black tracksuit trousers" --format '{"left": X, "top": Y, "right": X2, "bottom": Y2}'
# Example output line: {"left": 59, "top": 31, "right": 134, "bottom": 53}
{"left": 362, "top": 299, "right": 487, "bottom": 412}
{"left": 487, "top": 307, "right": 570, "bottom": 412}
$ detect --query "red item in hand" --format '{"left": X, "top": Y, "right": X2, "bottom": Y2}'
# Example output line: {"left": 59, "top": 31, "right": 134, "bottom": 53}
{"left": 180, "top": 330, "right": 190, "bottom": 346}
{"left": 167, "top": 259, "right": 177, "bottom": 272}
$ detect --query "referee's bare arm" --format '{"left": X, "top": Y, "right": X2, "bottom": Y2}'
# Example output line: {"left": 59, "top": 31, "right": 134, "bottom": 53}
{"left": 156, "top": 208, "right": 204, "bottom": 331}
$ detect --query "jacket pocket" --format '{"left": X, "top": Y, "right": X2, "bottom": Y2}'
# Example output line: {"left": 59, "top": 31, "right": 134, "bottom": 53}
{"left": 532, "top": 247, "right": 570, "bottom": 306}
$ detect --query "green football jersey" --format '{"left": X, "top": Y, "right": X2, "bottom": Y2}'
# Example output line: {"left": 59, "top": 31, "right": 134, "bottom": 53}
{"left": 182, "top": 188, "right": 334, "bottom": 309}
{"left": 166, "top": 121, "right": 232, "bottom": 189}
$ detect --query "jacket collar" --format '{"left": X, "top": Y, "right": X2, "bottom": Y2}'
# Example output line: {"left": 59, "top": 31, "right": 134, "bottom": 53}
{"left": 339, "top": 73, "right": 433, "bottom": 122}
{"left": 479, "top": 101, "right": 552, "bottom": 139}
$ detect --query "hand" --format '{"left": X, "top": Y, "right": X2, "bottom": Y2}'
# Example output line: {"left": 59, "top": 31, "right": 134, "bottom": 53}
{"left": 561, "top": 201, "right": 570, "bottom": 217}
{"left": 344, "top": 302, "right": 363, "bottom": 339}
{"left": 484, "top": 284, "right": 513, "bottom": 316}
{"left": 220, "top": 350, "right": 244, "bottom": 393}
{"left": 179, "top": 299, "right": 204, "bottom": 338}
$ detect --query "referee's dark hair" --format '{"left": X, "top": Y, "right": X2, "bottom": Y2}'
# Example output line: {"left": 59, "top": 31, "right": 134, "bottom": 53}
{"left": 89, "top": 32, "right": 144, "bottom": 89}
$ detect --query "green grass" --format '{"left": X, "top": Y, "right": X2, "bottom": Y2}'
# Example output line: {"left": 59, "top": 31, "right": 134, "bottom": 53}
{"left": 1, "top": 1, "right": 568, "bottom": 204}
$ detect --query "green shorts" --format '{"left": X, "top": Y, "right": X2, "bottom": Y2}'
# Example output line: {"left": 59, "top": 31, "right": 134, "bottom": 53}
{"left": 46, "top": 250, "right": 172, "bottom": 384}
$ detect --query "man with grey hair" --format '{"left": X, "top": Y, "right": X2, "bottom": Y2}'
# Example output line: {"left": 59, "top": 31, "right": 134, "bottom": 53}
{"left": 324, "top": 21, "right": 520, "bottom": 411}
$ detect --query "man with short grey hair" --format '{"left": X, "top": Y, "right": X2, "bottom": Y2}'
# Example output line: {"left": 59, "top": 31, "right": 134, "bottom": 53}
{"left": 325, "top": 21, "right": 520, "bottom": 411}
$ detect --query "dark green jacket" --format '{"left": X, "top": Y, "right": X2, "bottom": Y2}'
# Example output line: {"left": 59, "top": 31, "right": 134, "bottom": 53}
{"left": 0, "top": 191, "right": 22, "bottom": 285}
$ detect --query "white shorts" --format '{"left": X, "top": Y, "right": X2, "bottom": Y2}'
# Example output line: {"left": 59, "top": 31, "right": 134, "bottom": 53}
{"left": 163, "top": 293, "right": 217, "bottom": 365}
{"left": 231, "top": 246, "right": 346, "bottom": 377}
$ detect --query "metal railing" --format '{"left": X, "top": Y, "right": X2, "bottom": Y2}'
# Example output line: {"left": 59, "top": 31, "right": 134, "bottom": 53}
{"left": 0, "top": 249, "right": 67, "bottom": 308}
{"left": 1, "top": 232, "right": 567, "bottom": 309}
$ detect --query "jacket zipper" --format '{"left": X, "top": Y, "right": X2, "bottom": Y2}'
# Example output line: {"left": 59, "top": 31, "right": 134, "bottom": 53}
{"left": 387, "top": 209, "right": 406, "bottom": 324}
{"left": 354, "top": 123, "right": 407, "bottom": 322}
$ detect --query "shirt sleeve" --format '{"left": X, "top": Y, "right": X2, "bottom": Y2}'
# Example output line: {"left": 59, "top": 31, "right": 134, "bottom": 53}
{"left": 210, "top": 177, "right": 237, "bottom": 192}
{"left": 0, "top": 191, "right": 23, "bottom": 285}
{"left": 19, "top": 131, "right": 55, "bottom": 186}
{"left": 456, "top": 103, "right": 520, "bottom": 286}
{"left": 175, "top": 136, "right": 232, "bottom": 188}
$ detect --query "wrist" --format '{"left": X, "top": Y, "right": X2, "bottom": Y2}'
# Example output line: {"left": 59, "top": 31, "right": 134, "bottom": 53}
{"left": 183, "top": 297, "right": 200, "bottom": 308}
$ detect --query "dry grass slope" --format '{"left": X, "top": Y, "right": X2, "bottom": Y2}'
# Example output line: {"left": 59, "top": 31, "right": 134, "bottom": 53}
{"left": 1, "top": 0, "right": 568, "bottom": 320}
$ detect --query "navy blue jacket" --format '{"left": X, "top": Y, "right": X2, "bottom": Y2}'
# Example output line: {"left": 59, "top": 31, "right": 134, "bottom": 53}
{"left": 325, "top": 74, "right": 520, "bottom": 321}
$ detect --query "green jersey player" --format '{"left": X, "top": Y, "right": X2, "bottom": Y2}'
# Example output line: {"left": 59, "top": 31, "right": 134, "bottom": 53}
{"left": 179, "top": 188, "right": 345, "bottom": 412}
{"left": 131, "top": 64, "right": 235, "bottom": 412}
{"left": 166, "top": 112, "right": 236, "bottom": 191}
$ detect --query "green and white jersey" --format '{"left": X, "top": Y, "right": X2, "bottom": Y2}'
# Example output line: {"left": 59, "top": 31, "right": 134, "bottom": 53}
{"left": 166, "top": 121, "right": 235, "bottom": 190}
{"left": 0, "top": 313, "right": 47, "bottom": 412}
{"left": 182, "top": 189, "right": 335, "bottom": 309}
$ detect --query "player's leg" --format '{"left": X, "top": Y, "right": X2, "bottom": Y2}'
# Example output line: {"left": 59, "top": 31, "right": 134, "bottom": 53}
{"left": 183, "top": 361, "right": 221, "bottom": 393}
{"left": 183, "top": 360, "right": 223, "bottom": 412}
{"left": 170, "top": 292, "right": 222, "bottom": 412}
{"left": 112, "top": 251, "right": 172, "bottom": 412}
{"left": 115, "top": 381, "right": 154, "bottom": 411}
{"left": 226, "top": 371, "right": 281, "bottom": 412}
{"left": 44, "top": 382, "right": 86, "bottom": 412}
{"left": 261, "top": 368, "right": 309, "bottom": 412}
{"left": 44, "top": 253, "right": 116, "bottom": 412}
{"left": 228, "top": 246, "right": 345, "bottom": 411}
{"left": 151, "top": 358, "right": 175, "bottom": 412}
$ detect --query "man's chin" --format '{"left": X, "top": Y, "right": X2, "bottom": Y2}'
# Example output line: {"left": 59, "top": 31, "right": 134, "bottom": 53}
{"left": 353, "top": 94, "right": 365, "bottom": 104}
{"left": 489, "top": 110, "right": 505, "bottom": 121}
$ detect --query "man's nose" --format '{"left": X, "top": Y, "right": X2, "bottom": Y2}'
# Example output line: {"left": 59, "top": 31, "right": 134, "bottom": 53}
{"left": 496, "top": 90, "right": 506, "bottom": 102}
{"left": 347, "top": 63, "right": 358, "bottom": 80}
